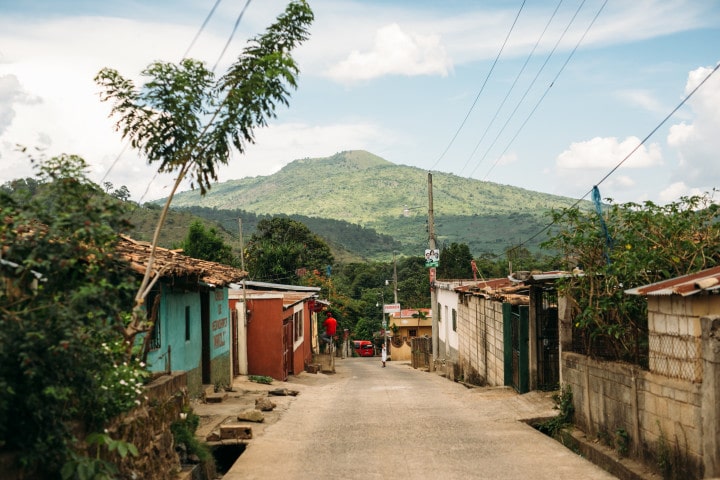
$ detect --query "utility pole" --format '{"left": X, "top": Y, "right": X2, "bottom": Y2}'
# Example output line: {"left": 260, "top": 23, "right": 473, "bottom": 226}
{"left": 428, "top": 172, "right": 438, "bottom": 367}
{"left": 237, "top": 218, "right": 248, "bottom": 375}
{"left": 392, "top": 251, "right": 398, "bottom": 304}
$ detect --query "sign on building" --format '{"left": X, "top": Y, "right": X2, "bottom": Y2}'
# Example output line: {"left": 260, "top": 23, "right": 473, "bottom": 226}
{"left": 383, "top": 303, "right": 401, "bottom": 313}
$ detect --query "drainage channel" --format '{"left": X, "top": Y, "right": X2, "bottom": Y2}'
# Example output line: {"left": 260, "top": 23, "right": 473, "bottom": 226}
{"left": 212, "top": 443, "right": 247, "bottom": 475}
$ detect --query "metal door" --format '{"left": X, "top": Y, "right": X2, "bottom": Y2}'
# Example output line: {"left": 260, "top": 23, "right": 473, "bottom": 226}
{"left": 534, "top": 286, "right": 559, "bottom": 391}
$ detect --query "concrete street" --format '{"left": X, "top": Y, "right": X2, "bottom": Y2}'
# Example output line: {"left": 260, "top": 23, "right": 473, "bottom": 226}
{"left": 221, "top": 357, "right": 617, "bottom": 480}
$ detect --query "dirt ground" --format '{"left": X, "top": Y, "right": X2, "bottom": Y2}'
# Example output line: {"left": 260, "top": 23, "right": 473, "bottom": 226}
{"left": 190, "top": 371, "right": 336, "bottom": 444}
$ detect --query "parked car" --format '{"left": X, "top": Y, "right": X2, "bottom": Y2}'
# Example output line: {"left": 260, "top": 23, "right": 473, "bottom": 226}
{"left": 353, "top": 340, "right": 375, "bottom": 357}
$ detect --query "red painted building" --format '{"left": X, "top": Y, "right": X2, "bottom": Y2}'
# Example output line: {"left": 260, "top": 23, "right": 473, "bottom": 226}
{"left": 228, "top": 281, "right": 320, "bottom": 381}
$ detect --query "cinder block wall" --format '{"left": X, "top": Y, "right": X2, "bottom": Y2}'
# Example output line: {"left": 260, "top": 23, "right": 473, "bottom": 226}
{"left": 457, "top": 296, "right": 505, "bottom": 386}
{"left": 563, "top": 352, "right": 703, "bottom": 477}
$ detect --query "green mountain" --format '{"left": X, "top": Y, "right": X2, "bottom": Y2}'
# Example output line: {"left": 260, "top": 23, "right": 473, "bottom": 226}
{"left": 158, "top": 150, "right": 584, "bottom": 260}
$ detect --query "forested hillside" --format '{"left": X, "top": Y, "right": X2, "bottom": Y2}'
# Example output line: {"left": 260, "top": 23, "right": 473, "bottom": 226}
{"left": 157, "top": 150, "right": 585, "bottom": 258}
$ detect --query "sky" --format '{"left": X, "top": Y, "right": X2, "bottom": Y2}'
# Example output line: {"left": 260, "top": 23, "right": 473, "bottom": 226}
{"left": 1, "top": 0, "right": 719, "bottom": 207}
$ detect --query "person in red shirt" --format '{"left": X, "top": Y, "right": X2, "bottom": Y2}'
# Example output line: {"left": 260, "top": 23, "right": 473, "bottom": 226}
{"left": 321, "top": 310, "right": 337, "bottom": 345}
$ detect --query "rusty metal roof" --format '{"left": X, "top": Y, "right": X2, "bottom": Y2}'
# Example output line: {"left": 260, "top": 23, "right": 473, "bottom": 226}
{"left": 625, "top": 265, "right": 720, "bottom": 297}
{"left": 117, "top": 235, "right": 247, "bottom": 287}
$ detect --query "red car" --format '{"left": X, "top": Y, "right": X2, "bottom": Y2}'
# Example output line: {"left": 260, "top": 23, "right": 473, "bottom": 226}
{"left": 353, "top": 340, "right": 375, "bottom": 357}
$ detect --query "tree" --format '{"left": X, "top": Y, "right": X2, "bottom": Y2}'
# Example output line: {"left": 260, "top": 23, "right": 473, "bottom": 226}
{"left": 245, "top": 217, "right": 333, "bottom": 282}
{"left": 180, "top": 220, "right": 239, "bottom": 266}
{"left": 94, "top": 0, "right": 313, "bottom": 347}
{"left": 111, "top": 184, "right": 131, "bottom": 202}
{"left": 0, "top": 154, "right": 145, "bottom": 476}
{"left": 543, "top": 193, "right": 720, "bottom": 364}
{"left": 437, "top": 242, "right": 473, "bottom": 279}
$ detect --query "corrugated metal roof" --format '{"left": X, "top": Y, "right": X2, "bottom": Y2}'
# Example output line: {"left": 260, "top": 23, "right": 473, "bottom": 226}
{"left": 229, "top": 280, "right": 321, "bottom": 292}
{"left": 625, "top": 265, "right": 720, "bottom": 297}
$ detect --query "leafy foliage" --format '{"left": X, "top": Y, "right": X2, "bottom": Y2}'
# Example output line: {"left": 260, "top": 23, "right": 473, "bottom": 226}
{"left": 245, "top": 217, "right": 333, "bottom": 282}
{"left": 95, "top": 1, "right": 313, "bottom": 195}
{"left": 543, "top": 193, "right": 720, "bottom": 364}
{"left": 180, "top": 220, "right": 240, "bottom": 267}
{"left": 0, "top": 154, "right": 144, "bottom": 476}
{"left": 437, "top": 242, "right": 474, "bottom": 279}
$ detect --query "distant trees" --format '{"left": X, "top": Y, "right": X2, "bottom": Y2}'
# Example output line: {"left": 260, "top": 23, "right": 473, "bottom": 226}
{"left": 180, "top": 220, "right": 239, "bottom": 267}
{"left": 437, "top": 242, "right": 473, "bottom": 279}
{"left": 245, "top": 217, "right": 333, "bottom": 282}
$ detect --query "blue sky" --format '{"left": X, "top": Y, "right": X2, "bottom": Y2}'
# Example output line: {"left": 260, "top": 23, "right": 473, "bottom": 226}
{"left": 1, "top": 0, "right": 719, "bottom": 206}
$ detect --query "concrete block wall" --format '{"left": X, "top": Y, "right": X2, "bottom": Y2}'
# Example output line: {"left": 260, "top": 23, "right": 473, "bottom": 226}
{"left": 562, "top": 352, "right": 703, "bottom": 477}
{"left": 647, "top": 296, "right": 709, "bottom": 382}
{"left": 457, "top": 295, "right": 505, "bottom": 386}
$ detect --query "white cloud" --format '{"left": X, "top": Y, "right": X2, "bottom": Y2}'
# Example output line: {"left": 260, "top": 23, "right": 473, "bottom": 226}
{"left": 326, "top": 23, "right": 452, "bottom": 83}
{"left": 658, "top": 181, "right": 706, "bottom": 204}
{"left": 616, "top": 89, "right": 665, "bottom": 114}
{"left": 666, "top": 65, "right": 720, "bottom": 190}
{"left": 556, "top": 136, "right": 662, "bottom": 169}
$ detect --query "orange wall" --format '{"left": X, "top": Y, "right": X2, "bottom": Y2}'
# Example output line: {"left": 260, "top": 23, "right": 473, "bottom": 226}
{"left": 246, "top": 297, "right": 285, "bottom": 380}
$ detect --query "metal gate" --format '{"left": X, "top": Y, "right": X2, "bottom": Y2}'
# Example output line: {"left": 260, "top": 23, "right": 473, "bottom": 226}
{"left": 503, "top": 303, "right": 529, "bottom": 393}
{"left": 534, "top": 286, "right": 559, "bottom": 391}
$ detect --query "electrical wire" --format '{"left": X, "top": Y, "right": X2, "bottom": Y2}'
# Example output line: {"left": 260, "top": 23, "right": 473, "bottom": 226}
{"left": 427, "top": 0, "right": 527, "bottom": 172}
{"left": 474, "top": 0, "right": 607, "bottom": 180}
{"left": 184, "top": 0, "right": 223, "bottom": 60}
{"left": 501, "top": 60, "right": 720, "bottom": 259}
{"left": 457, "top": 0, "right": 564, "bottom": 177}
{"left": 212, "top": 0, "right": 252, "bottom": 72}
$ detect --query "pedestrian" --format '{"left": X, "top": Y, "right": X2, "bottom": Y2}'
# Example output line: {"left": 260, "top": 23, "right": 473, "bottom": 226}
{"left": 321, "top": 310, "right": 337, "bottom": 350}
{"left": 381, "top": 343, "right": 387, "bottom": 367}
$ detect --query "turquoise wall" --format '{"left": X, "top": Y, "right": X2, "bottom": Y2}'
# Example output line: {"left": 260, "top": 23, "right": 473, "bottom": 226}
{"left": 146, "top": 287, "right": 201, "bottom": 373}
{"left": 143, "top": 285, "right": 232, "bottom": 392}
{"left": 208, "top": 288, "right": 230, "bottom": 361}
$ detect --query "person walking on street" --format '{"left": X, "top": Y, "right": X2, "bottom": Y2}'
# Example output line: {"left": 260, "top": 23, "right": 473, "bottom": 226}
{"left": 381, "top": 343, "right": 387, "bottom": 367}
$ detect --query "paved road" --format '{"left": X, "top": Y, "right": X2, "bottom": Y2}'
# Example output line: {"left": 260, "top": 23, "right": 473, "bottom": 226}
{"left": 223, "top": 357, "right": 617, "bottom": 480}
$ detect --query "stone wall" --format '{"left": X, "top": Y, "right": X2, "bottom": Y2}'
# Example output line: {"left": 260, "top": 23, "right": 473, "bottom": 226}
{"left": 457, "top": 295, "right": 505, "bottom": 386}
{"left": 105, "top": 372, "right": 188, "bottom": 479}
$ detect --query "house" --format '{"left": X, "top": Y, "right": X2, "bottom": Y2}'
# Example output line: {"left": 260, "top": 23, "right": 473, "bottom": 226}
{"left": 228, "top": 281, "right": 320, "bottom": 381}
{"left": 387, "top": 308, "right": 432, "bottom": 362}
{"left": 116, "top": 235, "right": 247, "bottom": 397}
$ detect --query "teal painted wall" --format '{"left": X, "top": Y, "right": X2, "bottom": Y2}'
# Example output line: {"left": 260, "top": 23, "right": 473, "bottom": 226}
{"left": 142, "top": 285, "right": 232, "bottom": 394}
{"left": 208, "top": 288, "right": 230, "bottom": 360}
{"left": 208, "top": 288, "right": 232, "bottom": 389}
{"left": 146, "top": 286, "right": 201, "bottom": 374}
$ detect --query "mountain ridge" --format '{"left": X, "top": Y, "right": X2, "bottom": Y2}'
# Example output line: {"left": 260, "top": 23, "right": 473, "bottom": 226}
{"left": 159, "top": 150, "right": 583, "bottom": 257}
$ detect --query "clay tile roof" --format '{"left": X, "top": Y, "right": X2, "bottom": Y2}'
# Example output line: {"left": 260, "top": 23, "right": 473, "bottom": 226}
{"left": 116, "top": 235, "right": 247, "bottom": 287}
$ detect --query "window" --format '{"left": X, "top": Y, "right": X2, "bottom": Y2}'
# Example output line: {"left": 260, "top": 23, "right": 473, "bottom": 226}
{"left": 185, "top": 306, "right": 191, "bottom": 341}
{"left": 452, "top": 309, "right": 457, "bottom": 332}
{"left": 294, "top": 310, "right": 303, "bottom": 341}
{"left": 148, "top": 291, "right": 161, "bottom": 351}
{"left": 409, "top": 329, "right": 417, "bottom": 337}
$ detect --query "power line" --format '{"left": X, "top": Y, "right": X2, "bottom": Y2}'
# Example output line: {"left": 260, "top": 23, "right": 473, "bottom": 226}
{"left": 457, "top": 0, "right": 564, "bottom": 177}
{"left": 475, "top": 0, "right": 607, "bottom": 180}
{"left": 184, "top": 0, "right": 223, "bottom": 60}
{"left": 428, "top": 0, "right": 527, "bottom": 171}
{"left": 212, "top": 0, "right": 252, "bottom": 72}
{"left": 501, "top": 61, "right": 720, "bottom": 258}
